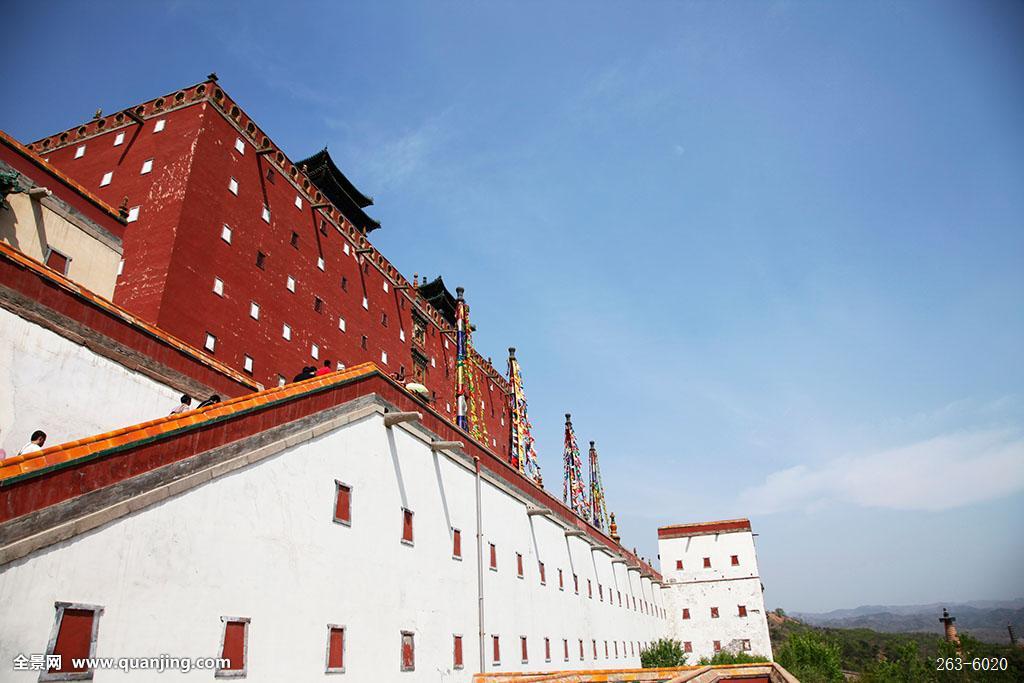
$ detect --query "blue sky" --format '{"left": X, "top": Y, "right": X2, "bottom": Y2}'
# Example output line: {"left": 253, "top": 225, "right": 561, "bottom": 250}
{"left": 6, "top": 1, "right": 1022, "bottom": 612}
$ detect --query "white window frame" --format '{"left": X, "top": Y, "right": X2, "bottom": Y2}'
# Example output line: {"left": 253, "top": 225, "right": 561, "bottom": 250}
{"left": 40, "top": 601, "right": 104, "bottom": 682}
{"left": 317, "top": 257, "right": 325, "bottom": 271}
{"left": 228, "top": 177, "right": 238, "bottom": 195}
{"left": 381, "top": 350, "right": 388, "bottom": 365}
{"left": 325, "top": 624, "right": 346, "bottom": 674}
{"left": 221, "top": 225, "right": 232, "bottom": 243}
{"left": 338, "top": 317, "right": 346, "bottom": 332}
{"left": 212, "top": 278, "right": 224, "bottom": 296}
{"left": 127, "top": 206, "right": 140, "bottom": 223}
{"left": 286, "top": 276, "right": 296, "bottom": 293}
{"left": 282, "top": 324, "right": 292, "bottom": 341}
{"left": 311, "top": 344, "right": 319, "bottom": 360}
{"left": 249, "top": 302, "right": 260, "bottom": 320}
{"left": 100, "top": 171, "right": 113, "bottom": 187}
{"left": 234, "top": 138, "right": 246, "bottom": 154}
{"left": 215, "top": 616, "right": 249, "bottom": 679}
{"left": 74, "top": 145, "right": 86, "bottom": 159}
{"left": 204, "top": 333, "right": 216, "bottom": 352}
{"left": 261, "top": 206, "right": 271, "bottom": 223}
{"left": 295, "top": 195, "right": 303, "bottom": 210}
{"left": 243, "top": 355, "right": 253, "bottom": 373}
{"left": 113, "top": 132, "right": 125, "bottom": 146}
{"left": 153, "top": 119, "right": 166, "bottom": 133}
{"left": 140, "top": 158, "right": 153, "bottom": 175}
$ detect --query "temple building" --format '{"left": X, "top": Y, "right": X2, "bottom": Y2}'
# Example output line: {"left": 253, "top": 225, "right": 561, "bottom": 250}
{"left": 0, "top": 77, "right": 776, "bottom": 681}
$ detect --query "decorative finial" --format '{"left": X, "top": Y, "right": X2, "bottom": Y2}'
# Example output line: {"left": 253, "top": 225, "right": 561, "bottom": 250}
{"left": 456, "top": 286, "right": 465, "bottom": 300}
{"left": 118, "top": 197, "right": 129, "bottom": 220}
{"left": 508, "top": 346, "right": 516, "bottom": 358}
{"left": 413, "top": 273, "right": 419, "bottom": 287}
{"left": 609, "top": 513, "right": 620, "bottom": 543}
{"left": 93, "top": 109, "right": 103, "bottom": 120}
{"left": 207, "top": 72, "right": 219, "bottom": 82}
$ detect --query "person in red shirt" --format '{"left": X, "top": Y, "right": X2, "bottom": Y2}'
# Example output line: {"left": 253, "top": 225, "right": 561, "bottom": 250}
{"left": 315, "top": 360, "right": 333, "bottom": 376}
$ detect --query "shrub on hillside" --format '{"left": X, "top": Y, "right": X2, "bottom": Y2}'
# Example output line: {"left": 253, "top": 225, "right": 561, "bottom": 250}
{"left": 775, "top": 631, "right": 844, "bottom": 683}
{"left": 640, "top": 638, "right": 688, "bottom": 668}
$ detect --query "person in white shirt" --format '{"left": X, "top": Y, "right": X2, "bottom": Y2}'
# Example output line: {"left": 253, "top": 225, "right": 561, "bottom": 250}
{"left": 18, "top": 430, "right": 46, "bottom": 455}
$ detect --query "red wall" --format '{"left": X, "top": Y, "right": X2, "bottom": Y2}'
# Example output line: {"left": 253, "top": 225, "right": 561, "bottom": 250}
{"left": 38, "top": 96, "right": 512, "bottom": 458}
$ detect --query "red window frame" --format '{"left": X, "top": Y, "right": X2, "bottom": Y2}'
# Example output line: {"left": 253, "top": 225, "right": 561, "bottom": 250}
{"left": 326, "top": 625, "right": 345, "bottom": 673}
{"left": 401, "top": 631, "right": 415, "bottom": 671}
{"left": 711, "top": 606, "right": 719, "bottom": 618}
{"left": 676, "top": 559, "right": 683, "bottom": 570}
{"left": 738, "top": 604, "right": 747, "bottom": 617}
{"left": 703, "top": 557, "right": 711, "bottom": 568}
{"left": 516, "top": 553, "right": 524, "bottom": 578}
{"left": 45, "top": 602, "right": 102, "bottom": 676}
{"left": 401, "top": 508, "right": 414, "bottom": 544}
{"left": 684, "top": 641, "right": 693, "bottom": 653}
{"left": 731, "top": 554, "right": 739, "bottom": 566}
{"left": 489, "top": 543, "right": 497, "bottom": 570}
{"left": 452, "top": 528, "right": 462, "bottom": 559}
{"left": 539, "top": 561, "right": 546, "bottom": 585}
{"left": 219, "top": 617, "right": 250, "bottom": 675}
{"left": 334, "top": 481, "right": 352, "bottom": 525}
{"left": 520, "top": 636, "right": 528, "bottom": 664}
{"left": 492, "top": 635, "right": 501, "bottom": 665}
{"left": 453, "top": 634, "right": 464, "bottom": 669}
{"left": 713, "top": 640, "right": 721, "bottom": 653}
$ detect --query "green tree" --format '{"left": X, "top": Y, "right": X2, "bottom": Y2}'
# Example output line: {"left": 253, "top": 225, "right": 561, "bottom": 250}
{"left": 775, "top": 631, "right": 844, "bottom": 683}
{"left": 640, "top": 638, "right": 688, "bottom": 668}
{"left": 861, "top": 639, "right": 934, "bottom": 683}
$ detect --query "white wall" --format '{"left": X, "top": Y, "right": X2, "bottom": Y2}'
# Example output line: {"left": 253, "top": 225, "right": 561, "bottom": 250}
{"left": 0, "top": 410, "right": 667, "bottom": 681}
{"left": 658, "top": 530, "right": 773, "bottom": 661}
{"left": 0, "top": 307, "right": 180, "bottom": 455}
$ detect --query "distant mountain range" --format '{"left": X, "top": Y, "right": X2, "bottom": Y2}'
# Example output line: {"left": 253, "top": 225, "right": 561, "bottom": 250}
{"left": 792, "top": 599, "right": 1024, "bottom": 645}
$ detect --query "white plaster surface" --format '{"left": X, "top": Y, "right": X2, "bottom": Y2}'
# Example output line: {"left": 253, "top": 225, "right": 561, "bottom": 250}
{"left": 0, "top": 307, "right": 180, "bottom": 455}
{"left": 0, "top": 412, "right": 667, "bottom": 681}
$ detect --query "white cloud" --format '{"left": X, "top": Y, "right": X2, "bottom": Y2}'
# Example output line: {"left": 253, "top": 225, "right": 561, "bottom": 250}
{"left": 741, "top": 429, "right": 1024, "bottom": 514}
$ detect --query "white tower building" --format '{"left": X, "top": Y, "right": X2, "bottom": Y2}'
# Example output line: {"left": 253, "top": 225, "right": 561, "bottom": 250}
{"left": 658, "top": 519, "right": 773, "bottom": 662}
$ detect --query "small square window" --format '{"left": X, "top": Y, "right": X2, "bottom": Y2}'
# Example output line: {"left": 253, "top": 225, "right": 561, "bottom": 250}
{"left": 361, "top": 296, "right": 368, "bottom": 310}
{"left": 431, "top": 357, "right": 436, "bottom": 368}
{"left": 710, "top": 606, "right": 719, "bottom": 618}
{"left": 234, "top": 138, "right": 245, "bottom": 154}
{"left": 742, "top": 639, "right": 751, "bottom": 651}
{"left": 213, "top": 277, "right": 224, "bottom": 296}
{"left": 243, "top": 355, "right": 253, "bottom": 373}
{"left": 516, "top": 553, "right": 524, "bottom": 578}
{"left": 277, "top": 375, "right": 286, "bottom": 387}
{"left": 282, "top": 324, "right": 292, "bottom": 341}
{"left": 340, "top": 276, "right": 348, "bottom": 291}
{"left": 334, "top": 482, "right": 352, "bottom": 525}
{"left": 738, "top": 604, "right": 747, "bottom": 617}
{"left": 314, "top": 296, "right": 323, "bottom": 313}
{"left": 256, "top": 251, "right": 266, "bottom": 269}
{"left": 261, "top": 206, "right": 271, "bottom": 223}
{"left": 731, "top": 554, "right": 739, "bottom": 566}
{"left": 221, "top": 225, "right": 232, "bottom": 243}
{"left": 228, "top": 177, "right": 238, "bottom": 195}
{"left": 399, "top": 329, "right": 406, "bottom": 342}
{"left": 381, "top": 350, "right": 388, "bottom": 365}
{"left": 343, "top": 242, "right": 350, "bottom": 255}
{"left": 338, "top": 317, "right": 346, "bottom": 332}
{"left": 287, "top": 276, "right": 296, "bottom": 292}
{"left": 452, "top": 528, "right": 462, "bottom": 559}
{"left": 713, "top": 640, "right": 721, "bottom": 653}
{"left": 676, "top": 560, "right": 683, "bottom": 570}
{"left": 311, "top": 344, "right": 320, "bottom": 360}
{"left": 703, "top": 557, "right": 711, "bottom": 568}
{"left": 360, "top": 335, "right": 367, "bottom": 350}
{"left": 74, "top": 145, "right": 86, "bottom": 159}
{"left": 114, "top": 132, "right": 125, "bottom": 146}
{"left": 317, "top": 257, "right": 325, "bottom": 271}
{"left": 381, "top": 312, "right": 388, "bottom": 327}
{"left": 383, "top": 281, "right": 389, "bottom": 293}
{"left": 326, "top": 625, "right": 345, "bottom": 673}
{"left": 401, "top": 632, "right": 415, "bottom": 672}
{"left": 140, "top": 158, "right": 153, "bottom": 174}
{"left": 401, "top": 508, "right": 413, "bottom": 545}
{"left": 290, "top": 231, "right": 299, "bottom": 248}
{"left": 683, "top": 641, "right": 692, "bottom": 653}
{"left": 100, "top": 171, "right": 113, "bottom": 187}
{"left": 295, "top": 195, "right": 303, "bottom": 209}
{"left": 127, "top": 206, "right": 140, "bottom": 222}
{"left": 153, "top": 119, "right": 166, "bottom": 132}
{"left": 204, "top": 333, "right": 216, "bottom": 352}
